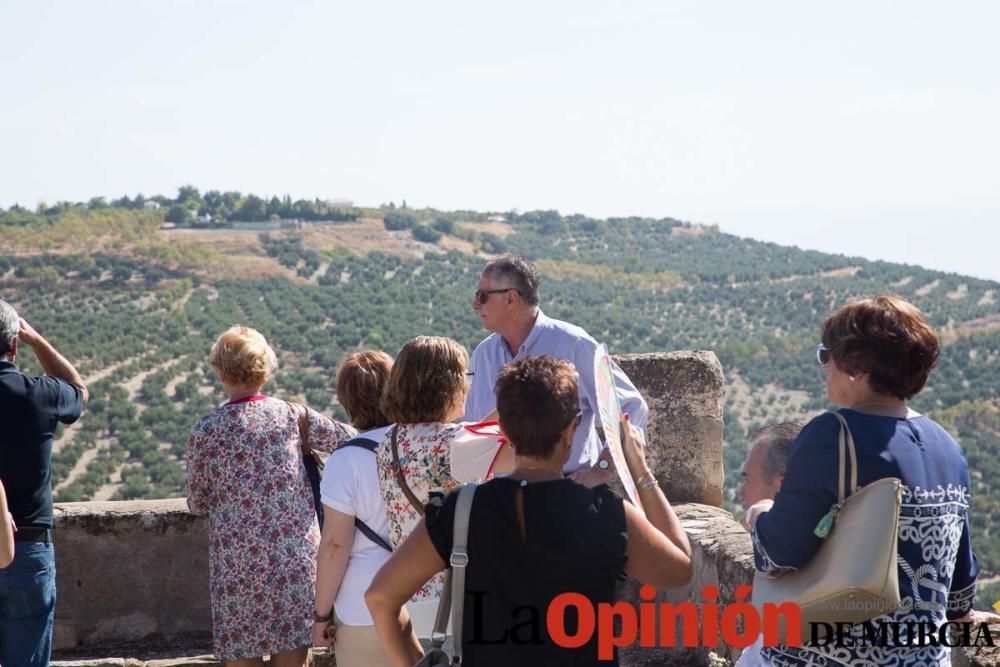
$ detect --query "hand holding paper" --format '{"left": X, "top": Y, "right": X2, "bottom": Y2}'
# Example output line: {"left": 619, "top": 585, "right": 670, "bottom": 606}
{"left": 594, "top": 345, "right": 642, "bottom": 507}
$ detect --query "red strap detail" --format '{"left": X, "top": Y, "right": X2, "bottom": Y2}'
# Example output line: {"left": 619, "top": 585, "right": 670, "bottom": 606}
{"left": 225, "top": 394, "right": 269, "bottom": 405}
{"left": 485, "top": 434, "right": 509, "bottom": 478}
{"left": 462, "top": 420, "right": 501, "bottom": 437}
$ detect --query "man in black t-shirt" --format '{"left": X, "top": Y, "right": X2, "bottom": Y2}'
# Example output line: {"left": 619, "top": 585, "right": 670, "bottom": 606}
{"left": 0, "top": 299, "right": 87, "bottom": 667}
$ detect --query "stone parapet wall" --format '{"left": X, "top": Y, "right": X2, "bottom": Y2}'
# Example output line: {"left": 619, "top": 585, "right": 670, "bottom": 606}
{"left": 51, "top": 502, "right": 750, "bottom": 666}
{"left": 50, "top": 350, "right": 729, "bottom": 664}
{"left": 53, "top": 499, "right": 213, "bottom": 654}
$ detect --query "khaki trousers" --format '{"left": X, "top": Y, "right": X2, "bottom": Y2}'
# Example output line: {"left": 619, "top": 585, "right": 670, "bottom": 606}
{"left": 333, "top": 622, "right": 393, "bottom": 667}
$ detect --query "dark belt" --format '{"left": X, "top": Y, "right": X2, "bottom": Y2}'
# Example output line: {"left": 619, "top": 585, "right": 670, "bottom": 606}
{"left": 14, "top": 526, "right": 52, "bottom": 543}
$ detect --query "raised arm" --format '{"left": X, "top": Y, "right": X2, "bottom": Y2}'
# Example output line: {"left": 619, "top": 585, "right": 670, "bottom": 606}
{"left": 303, "top": 406, "right": 356, "bottom": 453}
{"left": 366, "top": 520, "right": 443, "bottom": 667}
{"left": 619, "top": 415, "right": 692, "bottom": 588}
{"left": 18, "top": 318, "right": 88, "bottom": 405}
{"left": 751, "top": 416, "right": 839, "bottom": 575}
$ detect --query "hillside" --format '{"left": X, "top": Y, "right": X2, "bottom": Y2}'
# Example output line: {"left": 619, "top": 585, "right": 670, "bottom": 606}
{"left": 2, "top": 194, "right": 999, "bottom": 573}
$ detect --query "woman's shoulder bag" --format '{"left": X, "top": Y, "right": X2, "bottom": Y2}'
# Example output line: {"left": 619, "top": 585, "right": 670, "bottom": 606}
{"left": 751, "top": 410, "right": 903, "bottom": 644}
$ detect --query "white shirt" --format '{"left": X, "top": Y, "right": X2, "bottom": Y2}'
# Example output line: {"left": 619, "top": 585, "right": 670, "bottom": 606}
{"left": 463, "top": 310, "right": 649, "bottom": 472}
{"left": 319, "top": 425, "right": 393, "bottom": 626}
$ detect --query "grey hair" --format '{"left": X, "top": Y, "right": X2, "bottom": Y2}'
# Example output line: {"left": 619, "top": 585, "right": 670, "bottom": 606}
{"left": 0, "top": 299, "right": 19, "bottom": 359}
{"left": 481, "top": 254, "right": 540, "bottom": 307}
{"left": 747, "top": 422, "right": 805, "bottom": 483}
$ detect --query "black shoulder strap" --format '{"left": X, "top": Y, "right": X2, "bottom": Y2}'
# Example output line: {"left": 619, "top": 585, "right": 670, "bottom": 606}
{"left": 355, "top": 518, "right": 393, "bottom": 552}
{"left": 331, "top": 436, "right": 393, "bottom": 551}
{"left": 337, "top": 436, "right": 379, "bottom": 452}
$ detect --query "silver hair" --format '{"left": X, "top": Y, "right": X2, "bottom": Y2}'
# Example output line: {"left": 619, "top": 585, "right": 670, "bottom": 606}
{"left": 0, "top": 299, "right": 19, "bottom": 359}
{"left": 747, "top": 422, "right": 805, "bottom": 483}
{"left": 481, "top": 254, "right": 540, "bottom": 307}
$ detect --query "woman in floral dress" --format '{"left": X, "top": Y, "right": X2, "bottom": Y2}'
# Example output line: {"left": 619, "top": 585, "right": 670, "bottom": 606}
{"left": 373, "top": 335, "right": 514, "bottom": 635}
{"left": 186, "top": 326, "right": 354, "bottom": 666}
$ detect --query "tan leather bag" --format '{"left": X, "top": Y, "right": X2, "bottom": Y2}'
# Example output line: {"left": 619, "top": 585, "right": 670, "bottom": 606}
{"left": 751, "top": 411, "right": 903, "bottom": 644}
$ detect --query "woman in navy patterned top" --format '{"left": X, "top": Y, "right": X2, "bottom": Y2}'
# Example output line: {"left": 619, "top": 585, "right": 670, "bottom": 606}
{"left": 748, "top": 295, "right": 979, "bottom": 666}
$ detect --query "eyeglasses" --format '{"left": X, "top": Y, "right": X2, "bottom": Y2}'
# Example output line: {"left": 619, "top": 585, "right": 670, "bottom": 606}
{"left": 568, "top": 411, "right": 583, "bottom": 428}
{"left": 816, "top": 343, "right": 831, "bottom": 367}
{"left": 475, "top": 288, "right": 516, "bottom": 304}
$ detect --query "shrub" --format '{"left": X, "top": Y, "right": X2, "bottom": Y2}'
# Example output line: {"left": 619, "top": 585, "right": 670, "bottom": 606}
{"left": 412, "top": 224, "right": 442, "bottom": 244}
{"left": 383, "top": 211, "right": 417, "bottom": 231}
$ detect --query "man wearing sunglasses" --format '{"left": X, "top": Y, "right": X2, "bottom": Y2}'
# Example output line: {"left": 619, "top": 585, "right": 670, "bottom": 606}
{"left": 464, "top": 254, "right": 649, "bottom": 483}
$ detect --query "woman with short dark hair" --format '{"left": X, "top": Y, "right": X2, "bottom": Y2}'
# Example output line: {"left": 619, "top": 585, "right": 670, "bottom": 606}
{"left": 366, "top": 355, "right": 692, "bottom": 666}
{"left": 313, "top": 350, "right": 395, "bottom": 667}
{"left": 747, "top": 295, "right": 980, "bottom": 666}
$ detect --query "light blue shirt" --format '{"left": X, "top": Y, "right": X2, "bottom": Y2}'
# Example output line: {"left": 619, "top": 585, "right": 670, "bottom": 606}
{"left": 463, "top": 310, "right": 649, "bottom": 473}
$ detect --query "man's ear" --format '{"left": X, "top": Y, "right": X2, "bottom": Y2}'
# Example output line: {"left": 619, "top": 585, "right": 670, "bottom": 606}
{"left": 8, "top": 337, "right": 16, "bottom": 360}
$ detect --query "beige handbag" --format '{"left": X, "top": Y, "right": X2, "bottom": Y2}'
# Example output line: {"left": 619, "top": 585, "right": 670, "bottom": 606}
{"left": 751, "top": 411, "right": 903, "bottom": 644}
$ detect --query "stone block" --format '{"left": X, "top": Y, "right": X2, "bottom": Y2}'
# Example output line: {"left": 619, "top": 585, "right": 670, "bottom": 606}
{"left": 615, "top": 351, "right": 724, "bottom": 506}
{"left": 52, "top": 499, "right": 213, "bottom": 652}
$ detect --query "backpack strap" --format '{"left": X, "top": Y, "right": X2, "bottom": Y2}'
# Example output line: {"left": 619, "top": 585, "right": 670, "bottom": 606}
{"left": 355, "top": 518, "right": 393, "bottom": 552}
{"left": 337, "top": 437, "right": 379, "bottom": 452}
{"left": 333, "top": 435, "right": 393, "bottom": 552}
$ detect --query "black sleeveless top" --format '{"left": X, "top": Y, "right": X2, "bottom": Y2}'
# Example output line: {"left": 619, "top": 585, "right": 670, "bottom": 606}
{"left": 425, "top": 477, "right": 628, "bottom": 666}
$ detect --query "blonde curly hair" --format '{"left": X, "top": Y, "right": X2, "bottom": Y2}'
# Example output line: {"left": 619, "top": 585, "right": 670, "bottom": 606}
{"left": 209, "top": 325, "right": 278, "bottom": 387}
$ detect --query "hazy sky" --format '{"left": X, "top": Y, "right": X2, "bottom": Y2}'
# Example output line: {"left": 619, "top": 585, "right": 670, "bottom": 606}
{"left": 2, "top": 1, "right": 998, "bottom": 281}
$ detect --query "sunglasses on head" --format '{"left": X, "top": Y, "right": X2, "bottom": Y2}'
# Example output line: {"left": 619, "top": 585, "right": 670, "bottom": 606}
{"left": 475, "top": 288, "right": 517, "bottom": 304}
{"left": 816, "top": 343, "right": 831, "bottom": 367}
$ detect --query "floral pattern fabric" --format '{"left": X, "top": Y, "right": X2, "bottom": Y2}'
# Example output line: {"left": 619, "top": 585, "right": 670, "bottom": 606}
{"left": 186, "top": 396, "right": 355, "bottom": 660}
{"left": 375, "top": 422, "right": 499, "bottom": 602}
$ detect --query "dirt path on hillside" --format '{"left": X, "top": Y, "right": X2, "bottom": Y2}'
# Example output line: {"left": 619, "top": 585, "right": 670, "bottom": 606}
{"left": 52, "top": 421, "right": 82, "bottom": 454}
{"left": 174, "top": 286, "right": 195, "bottom": 310}
{"left": 54, "top": 436, "right": 113, "bottom": 492}
{"left": 83, "top": 355, "right": 142, "bottom": 385}
{"left": 123, "top": 357, "right": 185, "bottom": 411}
{"left": 732, "top": 266, "right": 862, "bottom": 288}
{"left": 91, "top": 464, "right": 127, "bottom": 501}
{"left": 309, "top": 261, "right": 330, "bottom": 285}
{"left": 164, "top": 370, "right": 191, "bottom": 397}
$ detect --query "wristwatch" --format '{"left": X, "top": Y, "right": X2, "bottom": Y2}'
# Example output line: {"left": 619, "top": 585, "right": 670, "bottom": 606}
{"left": 597, "top": 458, "right": 610, "bottom": 470}
{"left": 314, "top": 609, "right": 333, "bottom": 623}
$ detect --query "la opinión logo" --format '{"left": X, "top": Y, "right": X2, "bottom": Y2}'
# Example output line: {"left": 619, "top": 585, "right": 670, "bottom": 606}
{"left": 466, "top": 585, "right": 995, "bottom": 660}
